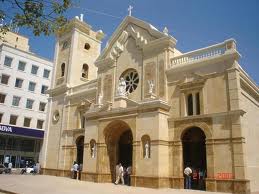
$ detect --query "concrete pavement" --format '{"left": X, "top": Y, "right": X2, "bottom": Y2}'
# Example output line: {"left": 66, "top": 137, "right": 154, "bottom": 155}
{"left": 0, "top": 174, "right": 231, "bottom": 194}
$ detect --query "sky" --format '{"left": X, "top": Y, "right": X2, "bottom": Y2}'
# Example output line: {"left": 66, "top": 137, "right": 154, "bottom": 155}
{"left": 19, "top": 0, "right": 259, "bottom": 84}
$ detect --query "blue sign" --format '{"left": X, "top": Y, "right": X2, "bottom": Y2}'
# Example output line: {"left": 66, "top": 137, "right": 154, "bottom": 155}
{"left": 0, "top": 124, "right": 44, "bottom": 139}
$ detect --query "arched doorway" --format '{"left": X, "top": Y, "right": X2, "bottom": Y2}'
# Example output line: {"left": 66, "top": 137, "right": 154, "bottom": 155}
{"left": 76, "top": 136, "right": 84, "bottom": 166}
{"left": 118, "top": 130, "right": 133, "bottom": 167}
{"left": 182, "top": 127, "right": 207, "bottom": 190}
{"left": 104, "top": 120, "right": 133, "bottom": 183}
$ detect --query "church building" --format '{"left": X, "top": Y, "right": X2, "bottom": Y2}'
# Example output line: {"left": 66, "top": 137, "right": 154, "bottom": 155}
{"left": 41, "top": 15, "right": 259, "bottom": 194}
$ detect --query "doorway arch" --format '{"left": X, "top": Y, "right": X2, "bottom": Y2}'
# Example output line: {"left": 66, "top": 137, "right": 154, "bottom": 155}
{"left": 182, "top": 127, "right": 207, "bottom": 190}
{"left": 76, "top": 136, "right": 84, "bottom": 166}
{"left": 104, "top": 120, "right": 133, "bottom": 182}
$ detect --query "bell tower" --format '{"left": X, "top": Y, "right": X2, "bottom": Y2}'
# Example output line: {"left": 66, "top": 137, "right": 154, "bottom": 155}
{"left": 52, "top": 15, "right": 104, "bottom": 88}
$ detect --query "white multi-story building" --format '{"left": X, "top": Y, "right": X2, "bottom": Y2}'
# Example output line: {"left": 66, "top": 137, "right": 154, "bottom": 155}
{"left": 0, "top": 31, "right": 53, "bottom": 167}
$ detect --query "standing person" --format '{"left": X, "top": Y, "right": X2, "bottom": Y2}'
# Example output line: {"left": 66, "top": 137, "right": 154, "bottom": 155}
{"left": 123, "top": 167, "right": 128, "bottom": 185}
{"left": 36, "top": 161, "right": 41, "bottom": 174}
{"left": 8, "top": 161, "right": 12, "bottom": 174}
{"left": 184, "top": 165, "right": 192, "bottom": 189}
{"left": 192, "top": 168, "right": 198, "bottom": 189}
{"left": 126, "top": 166, "right": 132, "bottom": 186}
{"left": 198, "top": 168, "right": 206, "bottom": 190}
{"left": 78, "top": 164, "right": 83, "bottom": 180}
{"left": 115, "top": 163, "right": 124, "bottom": 185}
{"left": 72, "top": 161, "right": 78, "bottom": 179}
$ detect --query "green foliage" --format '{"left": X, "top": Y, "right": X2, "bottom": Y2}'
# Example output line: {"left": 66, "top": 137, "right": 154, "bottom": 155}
{"left": 0, "top": 0, "right": 72, "bottom": 36}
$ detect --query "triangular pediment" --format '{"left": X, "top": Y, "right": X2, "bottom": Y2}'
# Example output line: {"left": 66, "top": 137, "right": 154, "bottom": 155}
{"left": 95, "top": 16, "right": 176, "bottom": 66}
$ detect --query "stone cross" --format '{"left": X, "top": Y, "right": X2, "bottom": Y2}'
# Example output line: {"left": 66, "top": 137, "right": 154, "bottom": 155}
{"left": 128, "top": 5, "right": 133, "bottom": 16}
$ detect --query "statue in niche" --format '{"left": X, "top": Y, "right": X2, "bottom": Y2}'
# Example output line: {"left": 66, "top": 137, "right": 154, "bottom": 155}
{"left": 98, "top": 93, "right": 103, "bottom": 105}
{"left": 148, "top": 80, "right": 154, "bottom": 94}
{"left": 144, "top": 142, "right": 150, "bottom": 159}
{"left": 91, "top": 143, "right": 96, "bottom": 158}
{"left": 117, "top": 77, "right": 127, "bottom": 97}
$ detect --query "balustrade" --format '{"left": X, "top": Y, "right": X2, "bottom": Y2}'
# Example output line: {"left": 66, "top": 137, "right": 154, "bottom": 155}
{"left": 170, "top": 39, "right": 236, "bottom": 67}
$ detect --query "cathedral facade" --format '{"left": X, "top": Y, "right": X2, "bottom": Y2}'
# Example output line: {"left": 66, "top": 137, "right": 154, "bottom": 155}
{"left": 41, "top": 16, "right": 259, "bottom": 194}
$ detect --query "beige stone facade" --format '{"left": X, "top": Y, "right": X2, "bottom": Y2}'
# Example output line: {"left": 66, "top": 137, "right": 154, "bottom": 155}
{"left": 41, "top": 16, "right": 259, "bottom": 194}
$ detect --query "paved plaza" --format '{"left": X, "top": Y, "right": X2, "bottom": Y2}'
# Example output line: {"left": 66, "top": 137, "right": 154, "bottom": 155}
{"left": 0, "top": 174, "right": 232, "bottom": 194}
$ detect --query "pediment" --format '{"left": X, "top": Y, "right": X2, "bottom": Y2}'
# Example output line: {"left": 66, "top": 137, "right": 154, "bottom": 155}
{"left": 178, "top": 72, "right": 206, "bottom": 91}
{"left": 95, "top": 16, "right": 176, "bottom": 67}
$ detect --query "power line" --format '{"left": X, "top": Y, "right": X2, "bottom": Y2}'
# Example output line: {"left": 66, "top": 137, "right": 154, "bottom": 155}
{"left": 73, "top": 6, "right": 124, "bottom": 20}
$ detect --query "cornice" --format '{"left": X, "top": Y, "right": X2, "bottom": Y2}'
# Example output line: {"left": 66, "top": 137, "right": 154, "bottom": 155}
{"left": 168, "top": 109, "right": 246, "bottom": 124}
{"left": 84, "top": 99, "right": 171, "bottom": 120}
{"left": 143, "top": 36, "right": 177, "bottom": 53}
{"left": 47, "top": 84, "right": 68, "bottom": 97}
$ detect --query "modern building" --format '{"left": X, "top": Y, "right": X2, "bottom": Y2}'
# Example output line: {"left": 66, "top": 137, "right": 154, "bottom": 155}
{"left": 0, "top": 30, "right": 53, "bottom": 167}
{"left": 42, "top": 16, "right": 259, "bottom": 194}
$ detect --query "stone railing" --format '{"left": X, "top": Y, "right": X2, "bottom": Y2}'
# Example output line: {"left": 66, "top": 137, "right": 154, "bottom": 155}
{"left": 170, "top": 39, "right": 236, "bottom": 67}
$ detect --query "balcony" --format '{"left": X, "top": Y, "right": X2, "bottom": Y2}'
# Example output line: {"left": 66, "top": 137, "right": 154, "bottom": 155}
{"left": 169, "top": 39, "right": 238, "bottom": 69}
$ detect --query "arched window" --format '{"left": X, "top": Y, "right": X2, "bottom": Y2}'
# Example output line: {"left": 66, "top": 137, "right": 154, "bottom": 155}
{"left": 90, "top": 139, "right": 97, "bottom": 158}
{"left": 82, "top": 64, "right": 88, "bottom": 79}
{"left": 187, "top": 94, "right": 193, "bottom": 116}
{"left": 141, "top": 135, "right": 151, "bottom": 159}
{"left": 61, "top": 63, "right": 65, "bottom": 77}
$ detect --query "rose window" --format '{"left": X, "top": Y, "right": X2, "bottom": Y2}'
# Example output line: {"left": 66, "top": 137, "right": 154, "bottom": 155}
{"left": 122, "top": 70, "right": 139, "bottom": 93}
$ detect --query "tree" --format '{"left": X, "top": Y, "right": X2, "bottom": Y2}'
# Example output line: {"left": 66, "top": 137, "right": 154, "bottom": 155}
{"left": 0, "top": 0, "right": 72, "bottom": 36}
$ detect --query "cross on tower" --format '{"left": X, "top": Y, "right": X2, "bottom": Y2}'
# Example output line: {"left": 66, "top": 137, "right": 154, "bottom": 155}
{"left": 128, "top": 5, "right": 133, "bottom": 16}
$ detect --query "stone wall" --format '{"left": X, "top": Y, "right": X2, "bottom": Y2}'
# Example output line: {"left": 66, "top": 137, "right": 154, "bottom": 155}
{"left": 240, "top": 80, "right": 259, "bottom": 192}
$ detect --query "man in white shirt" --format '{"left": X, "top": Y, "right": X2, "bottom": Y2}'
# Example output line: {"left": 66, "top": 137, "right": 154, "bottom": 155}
{"left": 8, "top": 162, "right": 12, "bottom": 174}
{"left": 184, "top": 166, "right": 192, "bottom": 189}
{"left": 73, "top": 161, "right": 79, "bottom": 179}
{"left": 115, "top": 163, "right": 124, "bottom": 185}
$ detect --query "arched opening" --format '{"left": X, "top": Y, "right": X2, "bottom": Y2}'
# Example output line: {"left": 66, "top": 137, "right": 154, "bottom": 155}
{"left": 61, "top": 63, "right": 65, "bottom": 77}
{"left": 76, "top": 136, "right": 84, "bottom": 166}
{"left": 104, "top": 120, "right": 133, "bottom": 183}
{"left": 82, "top": 64, "right": 88, "bottom": 79}
{"left": 182, "top": 127, "right": 207, "bottom": 190}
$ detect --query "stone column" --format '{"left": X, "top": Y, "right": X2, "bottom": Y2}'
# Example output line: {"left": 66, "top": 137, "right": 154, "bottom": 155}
{"left": 173, "top": 141, "right": 184, "bottom": 189}
{"left": 96, "top": 142, "right": 111, "bottom": 182}
{"left": 131, "top": 140, "right": 140, "bottom": 186}
{"left": 205, "top": 139, "right": 216, "bottom": 192}
{"left": 227, "top": 68, "right": 250, "bottom": 193}
{"left": 192, "top": 92, "right": 197, "bottom": 115}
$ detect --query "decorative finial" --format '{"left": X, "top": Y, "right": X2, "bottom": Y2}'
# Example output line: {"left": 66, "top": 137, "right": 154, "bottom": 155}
{"left": 128, "top": 5, "right": 133, "bottom": 16}
{"left": 163, "top": 27, "right": 169, "bottom": 35}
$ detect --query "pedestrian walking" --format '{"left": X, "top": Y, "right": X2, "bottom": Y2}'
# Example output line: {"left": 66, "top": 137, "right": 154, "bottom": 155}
{"left": 115, "top": 163, "right": 124, "bottom": 185}
{"left": 72, "top": 161, "right": 78, "bottom": 179}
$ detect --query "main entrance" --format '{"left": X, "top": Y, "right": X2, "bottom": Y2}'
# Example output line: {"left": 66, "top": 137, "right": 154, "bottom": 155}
{"left": 118, "top": 130, "right": 133, "bottom": 167}
{"left": 182, "top": 127, "right": 207, "bottom": 190}
{"left": 104, "top": 120, "right": 133, "bottom": 183}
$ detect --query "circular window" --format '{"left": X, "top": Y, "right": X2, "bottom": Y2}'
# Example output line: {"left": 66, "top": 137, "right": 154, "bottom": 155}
{"left": 122, "top": 69, "right": 139, "bottom": 93}
{"left": 84, "top": 43, "right": 90, "bottom": 50}
{"left": 53, "top": 110, "right": 60, "bottom": 123}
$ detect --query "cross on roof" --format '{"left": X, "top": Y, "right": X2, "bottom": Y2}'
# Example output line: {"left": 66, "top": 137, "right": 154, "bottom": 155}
{"left": 128, "top": 5, "right": 133, "bottom": 16}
